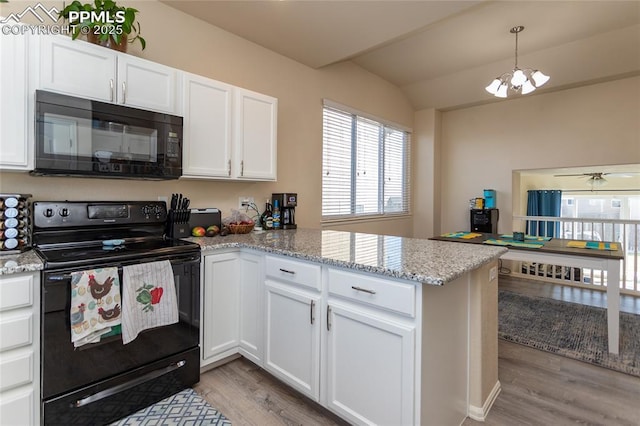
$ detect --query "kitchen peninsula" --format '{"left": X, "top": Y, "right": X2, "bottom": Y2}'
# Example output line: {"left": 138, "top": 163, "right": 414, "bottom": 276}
{"left": 0, "top": 229, "right": 505, "bottom": 425}
{"left": 190, "top": 228, "right": 506, "bottom": 425}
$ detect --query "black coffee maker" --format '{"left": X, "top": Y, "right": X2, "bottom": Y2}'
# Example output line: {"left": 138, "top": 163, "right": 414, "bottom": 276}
{"left": 271, "top": 193, "right": 297, "bottom": 229}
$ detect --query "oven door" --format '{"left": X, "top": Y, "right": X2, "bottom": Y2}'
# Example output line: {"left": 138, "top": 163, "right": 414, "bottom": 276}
{"left": 34, "top": 90, "right": 182, "bottom": 180}
{"left": 41, "top": 254, "right": 200, "bottom": 425}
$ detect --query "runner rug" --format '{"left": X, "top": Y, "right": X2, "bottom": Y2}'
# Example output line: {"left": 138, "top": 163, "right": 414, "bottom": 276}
{"left": 498, "top": 290, "right": 640, "bottom": 377}
{"left": 111, "top": 388, "right": 231, "bottom": 425}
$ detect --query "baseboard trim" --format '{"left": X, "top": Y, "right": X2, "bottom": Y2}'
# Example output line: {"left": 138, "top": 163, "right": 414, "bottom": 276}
{"left": 468, "top": 380, "right": 501, "bottom": 422}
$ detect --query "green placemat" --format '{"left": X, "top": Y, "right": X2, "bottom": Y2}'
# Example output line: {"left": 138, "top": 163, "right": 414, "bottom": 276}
{"left": 441, "top": 232, "right": 483, "bottom": 239}
{"left": 500, "top": 234, "right": 552, "bottom": 241}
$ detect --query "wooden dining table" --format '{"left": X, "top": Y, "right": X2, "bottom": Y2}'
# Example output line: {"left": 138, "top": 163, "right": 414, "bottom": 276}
{"left": 431, "top": 232, "right": 625, "bottom": 354}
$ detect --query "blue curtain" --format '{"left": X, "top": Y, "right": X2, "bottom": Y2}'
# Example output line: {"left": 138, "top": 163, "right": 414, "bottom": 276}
{"left": 526, "top": 190, "right": 562, "bottom": 237}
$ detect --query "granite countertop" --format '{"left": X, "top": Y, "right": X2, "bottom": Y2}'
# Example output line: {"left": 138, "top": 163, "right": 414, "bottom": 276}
{"left": 188, "top": 228, "right": 507, "bottom": 286}
{"left": 0, "top": 250, "right": 44, "bottom": 275}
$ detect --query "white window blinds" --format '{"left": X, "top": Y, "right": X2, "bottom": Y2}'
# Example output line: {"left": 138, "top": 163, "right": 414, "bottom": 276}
{"left": 322, "top": 103, "right": 411, "bottom": 220}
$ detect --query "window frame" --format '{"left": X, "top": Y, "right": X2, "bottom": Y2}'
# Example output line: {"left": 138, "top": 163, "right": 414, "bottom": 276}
{"left": 321, "top": 100, "right": 412, "bottom": 223}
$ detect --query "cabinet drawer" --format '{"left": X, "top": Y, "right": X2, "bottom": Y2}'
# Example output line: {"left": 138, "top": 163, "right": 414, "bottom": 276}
{"left": 0, "top": 387, "right": 34, "bottom": 425}
{"left": 0, "top": 275, "right": 33, "bottom": 312}
{"left": 265, "top": 256, "right": 321, "bottom": 291}
{"left": 0, "top": 349, "right": 33, "bottom": 392}
{"left": 0, "top": 312, "right": 32, "bottom": 351}
{"left": 328, "top": 269, "right": 416, "bottom": 317}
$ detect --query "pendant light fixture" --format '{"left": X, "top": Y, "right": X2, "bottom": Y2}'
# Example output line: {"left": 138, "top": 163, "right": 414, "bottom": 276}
{"left": 485, "top": 26, "right": 550, "bottom": 98}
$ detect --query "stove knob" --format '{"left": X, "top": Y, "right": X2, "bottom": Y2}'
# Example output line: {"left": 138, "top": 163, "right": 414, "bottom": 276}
{"left": 142, "top": 205, "right": 151, "bottom": 218}
{"left": 43, "top": 208, "right": 54, "bottom": 218}
{"left": 59, "top": 208, "right": 70, "bottom": 217}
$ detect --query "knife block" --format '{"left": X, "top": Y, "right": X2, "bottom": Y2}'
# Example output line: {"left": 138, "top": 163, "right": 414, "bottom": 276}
{"left": 166, "top": 209, "right": 191, "bottom": 239}
{"left": 170, "top": 223, "right": 191, "bottom": 239}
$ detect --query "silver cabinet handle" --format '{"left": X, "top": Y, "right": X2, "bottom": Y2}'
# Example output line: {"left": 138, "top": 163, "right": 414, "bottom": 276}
{"left": 240, "top": 160, "right": 244, "bottom": 176}
{"left": 279, "top": 268, "right": 295, "bottom": 275}
{"left": 121, "top": 81, "right": 126, "bottom": 104}
{"left": 228, "top": 159, "right": 231, "bottom": 176}
{"left": 351, "top": 286, "right": 376, "bottom": 295}
{"left": 327, "top": 305, "right": 332, "bottom": 331}
{"left": 310, "top": 300, "right": 315, "bottom": 325}
{"left": 109, "top": 79, "right": 114, "bottom": 102}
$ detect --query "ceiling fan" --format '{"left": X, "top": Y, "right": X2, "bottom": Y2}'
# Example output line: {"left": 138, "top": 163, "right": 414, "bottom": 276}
{"left": 553, "top": 171, "right": 639, "bottom": 187}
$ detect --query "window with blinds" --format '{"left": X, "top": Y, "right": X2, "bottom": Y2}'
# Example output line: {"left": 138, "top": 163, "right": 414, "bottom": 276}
{"left": 322, "top": 103, "right": 411, "bottom": 220}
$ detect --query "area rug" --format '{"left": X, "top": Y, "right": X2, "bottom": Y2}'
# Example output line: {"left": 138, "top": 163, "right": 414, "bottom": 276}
{"left": 111, "top": 388, "right": 231, "bottom": 425}
{"left": 498, "top": 290, "right": 640, "bottom": 377}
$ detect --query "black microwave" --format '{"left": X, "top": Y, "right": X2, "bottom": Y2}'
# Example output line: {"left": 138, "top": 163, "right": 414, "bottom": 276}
{"left": 32, "top": 90, "right": 182, "bottom": 180}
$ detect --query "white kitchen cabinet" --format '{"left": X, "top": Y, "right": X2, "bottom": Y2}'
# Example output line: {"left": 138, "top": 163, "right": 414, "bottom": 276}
{"left": 0, "top": 272, "right": 40, "bottom": 426}
{"left": 181, "top": 79, "right": 277, "bottom": 181}
{"left": 325, "top": 301, "right": 415, "bottom": 426}
{"left": 264, "top": 280, "right": 321, "bottom": 401}
{"left": 39, "top": 35, "right": 117, "bottom": 103}
{"left": 116, "top": 55, "right": 179, "bottom": 114}
{"left": 181, "top": 73, "right": 233, "bottom": 178}
{"left": 0, "top": 25, "right": 32, "bottom": 170}
{"left": 238, "top": 252, "right": 263, "bottom": 364}
{"left": 201, "top": 250, "right": 264, "bottom": 367}
{"left": 202, "top": 252, "right": 240, "bottom": 365}
{"left": 39, "top": 35, "right": 179, "bottom": 114}
{"left": 263, "top": 255, "right": 321, "bottom": 400}
{"left": 233, "top": 88, "right": 277, "bottom": 180}
{"left": 324, "top": 268, "right": 416, "bottom": 425}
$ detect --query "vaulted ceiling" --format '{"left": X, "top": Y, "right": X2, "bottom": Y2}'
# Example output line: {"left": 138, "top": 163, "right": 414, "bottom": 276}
{"left": 163, "top": 1, "right": 640, "bottom": 111}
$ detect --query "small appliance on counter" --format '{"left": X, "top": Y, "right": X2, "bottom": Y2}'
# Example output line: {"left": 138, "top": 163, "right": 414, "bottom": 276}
{"left": 271, "top": 193, "right": 297, "bottom": 229}
{"left": 0, "top": 193, "right": 32, "bottom": 253}
{"left": 483, "top": 189, "right": 497, "bottom": 208}
{"left": 471, "top": 208, "right": 499, "bottom": 233}
{"left": 188, "top": 208, "right": 222, "bottom": 232}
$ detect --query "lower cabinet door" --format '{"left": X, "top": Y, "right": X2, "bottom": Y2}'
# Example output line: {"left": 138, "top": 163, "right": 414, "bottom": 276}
{"left": 238, "top": 252, "right": 263, "bottom": 365}
{"left": 326, "top": 302, "right": 415, "bottom": 426}
{"left": 264, "top": 280, "right": 320, "bottom": 401}
{"left": 202, "top": 253, "right": 240, "bottom": 363}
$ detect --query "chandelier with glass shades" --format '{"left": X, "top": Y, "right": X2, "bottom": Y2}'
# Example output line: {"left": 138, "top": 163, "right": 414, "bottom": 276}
{"left": 485, "top": 26, "right": 550, "bottom": 98}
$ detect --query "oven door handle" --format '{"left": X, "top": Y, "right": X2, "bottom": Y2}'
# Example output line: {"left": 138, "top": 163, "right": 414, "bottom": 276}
{"left": 47, "top": 256, "right": 198, "bottom": 283}
{"left": 72, "top": 360, "right": 187, "bottom": 408}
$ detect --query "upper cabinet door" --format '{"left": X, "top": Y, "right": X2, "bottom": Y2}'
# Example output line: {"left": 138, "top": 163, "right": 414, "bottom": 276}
{"left": 40, "top": 36, "right": 116, "bottom": 102}
{"left": 234, "top": 88, "right": 277, "bottom": 181}
{"left": 182, "top": 73, "right": 233, "bottom": 178}
{"left": 117, "top": 55, "right": 179, "bottom": 114}
{"left": 0, "top": 25, "right": 31, "bottom": 169}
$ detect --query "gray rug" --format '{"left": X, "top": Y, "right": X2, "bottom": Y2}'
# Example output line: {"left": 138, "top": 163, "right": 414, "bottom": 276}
{"left": 111, "top": 388, "right": 231, "bottom": 425}
{"left": 498, "top": 290, "right": 640, "bottom": 377}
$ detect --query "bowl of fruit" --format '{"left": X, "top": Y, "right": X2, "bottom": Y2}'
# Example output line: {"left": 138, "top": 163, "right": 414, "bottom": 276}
{"left": 222, "top": 210, "right": 256, "bottom": 234}
{"left": 227, "top": 220, "right": 255, "bottom": 234}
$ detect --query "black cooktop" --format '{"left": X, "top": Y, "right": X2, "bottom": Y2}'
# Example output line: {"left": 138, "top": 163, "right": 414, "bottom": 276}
{"left": 36, "top": 238, "right": 200, "bottom": 269}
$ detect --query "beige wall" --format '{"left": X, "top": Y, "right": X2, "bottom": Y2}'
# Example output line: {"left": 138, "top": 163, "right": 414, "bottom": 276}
{"left": 413, "top": 108, "right": 441, "bottom": 238}
{"left": 431, "top": 76, "right": 640, "bottom": 235}
{"left": 0, "top": 0, "right": 414, "bottom": 234}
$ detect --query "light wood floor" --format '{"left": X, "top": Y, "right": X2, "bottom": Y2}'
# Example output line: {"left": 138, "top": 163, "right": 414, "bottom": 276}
{"left": 195, "top": 278, "right": 640, "bottom": 425}
{"left": 500, "top": 275, "right": 640, "bottom": 315}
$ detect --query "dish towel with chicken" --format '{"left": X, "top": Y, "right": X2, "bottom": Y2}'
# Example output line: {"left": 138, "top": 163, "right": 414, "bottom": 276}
{"left": 121, "top": 260, "right": 178, "bottom": 344}
{"left": 70, "top": 267, "right": 122, "bottom": 348}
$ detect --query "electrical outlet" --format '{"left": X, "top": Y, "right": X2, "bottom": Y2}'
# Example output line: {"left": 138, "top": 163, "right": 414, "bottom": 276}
{"left": 238, "top": 196, "right": 254, "bottom": 209}
{"left": 489, "top": 266, "right": 497, "bottom": 282}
